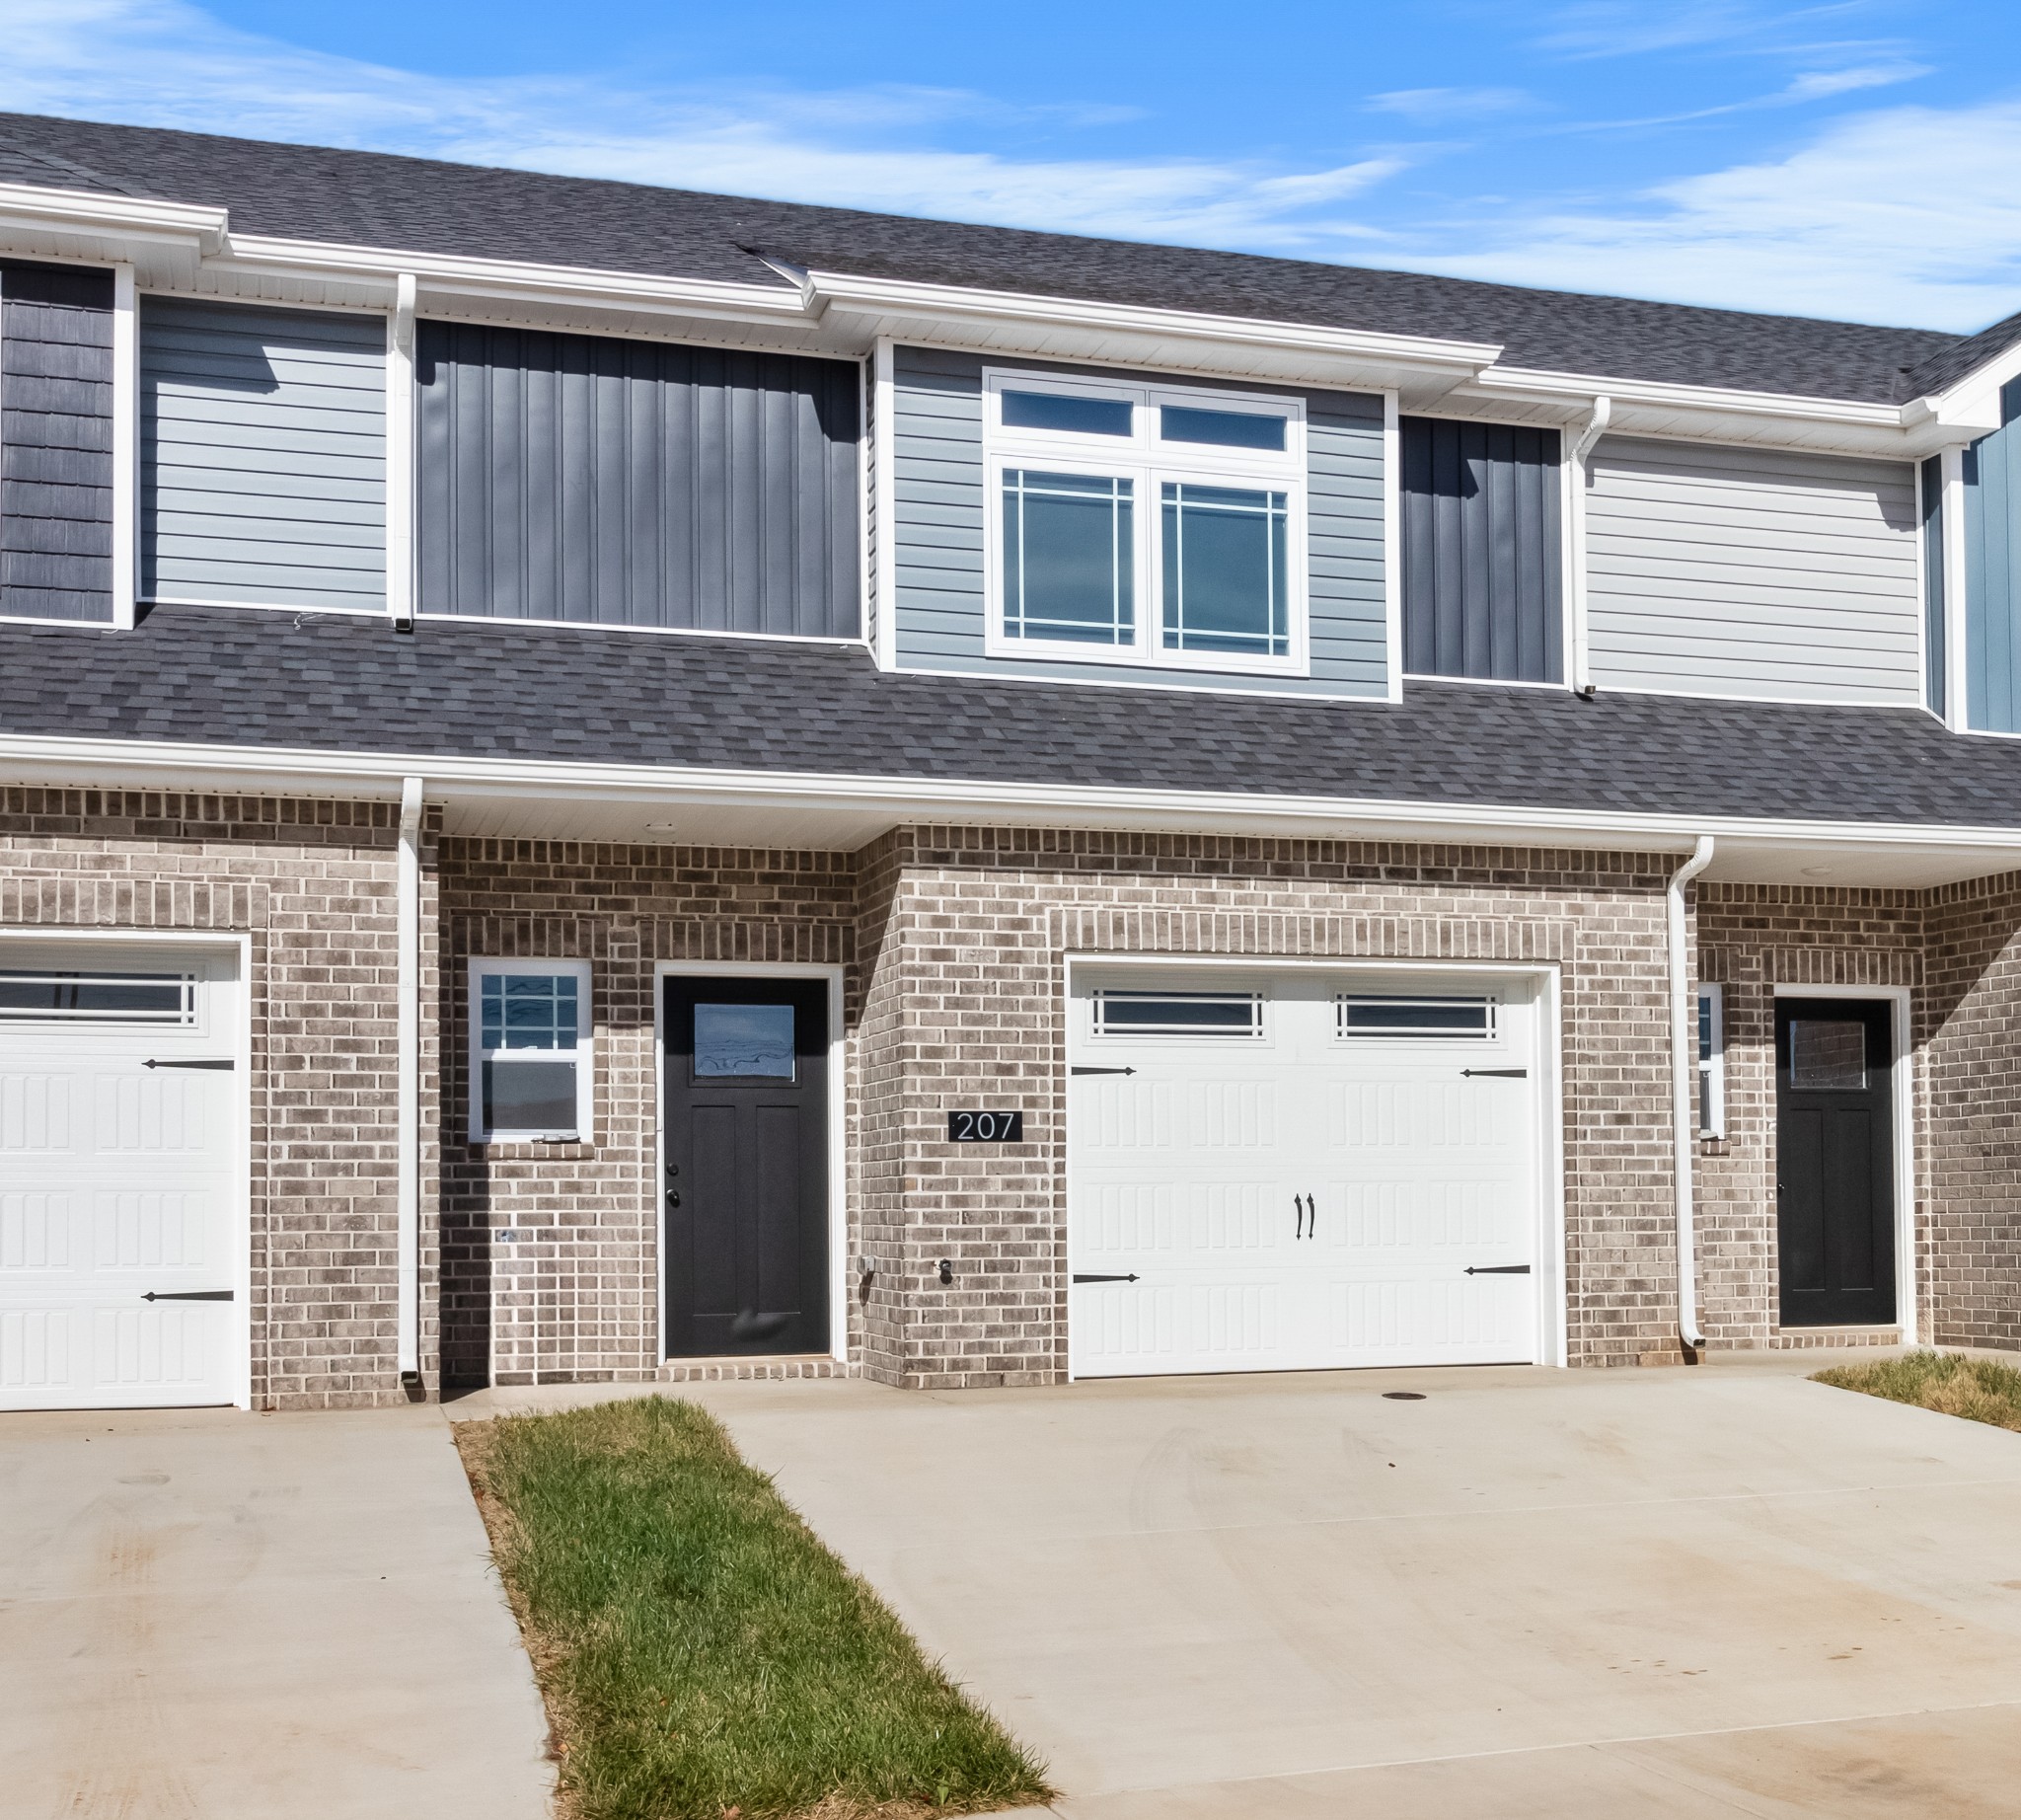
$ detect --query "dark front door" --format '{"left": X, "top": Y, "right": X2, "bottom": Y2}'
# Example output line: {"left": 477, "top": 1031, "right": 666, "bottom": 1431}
{"left": 663, "top": 976, "right": 830, "bottom": 1357}
{"left": 1774, "top": 997, "right": 1896, "bottom": 1327}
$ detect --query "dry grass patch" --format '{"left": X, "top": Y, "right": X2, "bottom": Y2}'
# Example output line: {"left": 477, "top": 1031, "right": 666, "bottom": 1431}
{"left": 1812, "top": 1350, "right": 2021, "bottom": 1433}
{"left": 456, "top": 1396, "right": 1051, "bottom": 1820}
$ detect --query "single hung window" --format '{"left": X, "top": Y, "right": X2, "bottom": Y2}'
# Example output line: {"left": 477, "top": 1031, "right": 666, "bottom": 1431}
{"left": 1002, "top": 389, "right": 1133, "bottom": 437}
{"left": 471, "top": 960, "right": 591, "bottom": 1142}
{"left": 1697, "top": 984, "right": 1725, "bottom": 1138}
{"left": 0, "top": 970, "right": 194, "bottom": 1024}
{"left": 1161, "top": 483, "right": 1289, "bottom": 656}
{"left": 1002, "top": 470, "right": 1135, "bottom": 645}
{"left": 1160, "top": 405, "right": 1287, "bottom": 452}
{"left": 1092, "top": 990, "right": 1262, "bottom": 1037}
{"left": 1339, "top": 995, "right": 1495, "bottom": 1039}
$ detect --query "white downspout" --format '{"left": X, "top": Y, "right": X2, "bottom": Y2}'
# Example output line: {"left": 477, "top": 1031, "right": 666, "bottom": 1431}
{"left": 397, "top": 776, "right": 424, "bottom": 1385}
{"left": 1568, "top": 396, "right": 1610, "bottom": 697}
{"left": 1669, "top": 834, "right": 1715, "bottom": 1353}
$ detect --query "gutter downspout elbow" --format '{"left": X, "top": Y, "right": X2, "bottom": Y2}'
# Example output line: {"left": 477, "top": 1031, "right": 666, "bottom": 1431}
{"left": 1669, "top": 834, "right": 1715, "bottom": 1355}
{"left": 396, "top": 777, "right": 424, "bottom": 1387}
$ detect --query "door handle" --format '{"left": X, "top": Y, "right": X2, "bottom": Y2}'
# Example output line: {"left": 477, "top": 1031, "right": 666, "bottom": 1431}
{"left": 1303, "top": 1194, "right": 1315, "bottom": 1241}
{"left": 1293, "top": 1194, "right": 1305, "bottom": 1240}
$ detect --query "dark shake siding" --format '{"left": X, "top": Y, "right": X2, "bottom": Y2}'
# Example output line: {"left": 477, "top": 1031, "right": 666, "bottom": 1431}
{"left": 1, "top": 260, "right": 114, "bottom": 624}
{"left": 414, "top": 322, "right": 861, "bottom": 639}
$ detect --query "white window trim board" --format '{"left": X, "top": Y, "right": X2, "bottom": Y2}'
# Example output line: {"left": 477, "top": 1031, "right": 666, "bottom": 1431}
{"left": 1770, "top": 981, "right": 1917, "bottom": 1346}
{"left": 652, "top": 960, "right": 850, "bottom": 1366}
{"left": 1941, "top": 443, "right": 1970, "bottom": 731}
{"left": 1382, "top": 391, "right": 1402, "bottom": 703}
{"left": 872, "top": 336, "right": 900, "bottom": 671}
{"left": 111, "top": 264, "right": 138, "bottom": 630}
{"left": 979, "top": 368, "right": 1310, "bottom": 678}
{"left": 386, "top": 274, "right": 416, "bottom": 629}
{"left": 467, "top": 956, "right": 594, "bottom": 1144}
{"left": 0, "top": 927, "right": 254, "bottom": 1408}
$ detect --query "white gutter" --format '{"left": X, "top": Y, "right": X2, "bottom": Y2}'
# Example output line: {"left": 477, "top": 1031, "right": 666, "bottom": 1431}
{"left": 1669, "top": 834, "right": 1716, "bottom": 1354}
{"left": 396, "top": 776, "right": 424, "bottom": 1386}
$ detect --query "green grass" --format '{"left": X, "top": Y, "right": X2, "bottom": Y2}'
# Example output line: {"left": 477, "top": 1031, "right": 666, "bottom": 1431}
{"left": 1813, "top": 1349, "right": 2021, "bottom": 1433}
{"left": 455, "top": 1396, "right": 1052, "bottom": 1820}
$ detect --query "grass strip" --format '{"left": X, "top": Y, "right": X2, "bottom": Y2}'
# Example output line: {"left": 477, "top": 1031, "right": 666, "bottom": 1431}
{"left": 455, "top": 1396, "right": 1052, "bottom": 1820}
{"left": 1813, "top": 1349, "right": 2021, "bottom": 1433}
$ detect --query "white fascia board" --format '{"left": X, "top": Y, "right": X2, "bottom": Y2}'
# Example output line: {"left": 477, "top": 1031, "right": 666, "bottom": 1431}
{"left": 0, "top": 183, "right": 227, "bottom": 253}
{"left": 802, "top": 267, "right": 1503, "bottom": 400}
{"left": 1912, "top": 339, "right": 2021, "bottom": 440}
{"left": 5, "top": 729, "right": 2021, "bottom": 874}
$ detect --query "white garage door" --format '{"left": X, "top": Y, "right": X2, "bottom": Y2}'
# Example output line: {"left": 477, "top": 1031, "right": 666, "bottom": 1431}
{"left": 1069, "top": 967, "right": 1548, "bottom": 1379}
{"left": 0, "top": 946, "right": 243, "bottom": 1410}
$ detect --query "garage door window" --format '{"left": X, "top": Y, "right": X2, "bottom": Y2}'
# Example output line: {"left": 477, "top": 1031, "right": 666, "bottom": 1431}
{"left": 0, "top": 969, "right": 194, "bottom": 1024}
{"left": 1338, "top": 995, "right": 1495, "bottom": 1038}
{"left": 1092, "top": 990, "right": 1263, "bottom": 1037}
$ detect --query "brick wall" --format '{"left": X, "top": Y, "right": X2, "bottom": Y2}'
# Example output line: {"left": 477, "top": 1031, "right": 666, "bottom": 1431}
{"left": 0, "top": 787, "right": 430, "bottom": 1408}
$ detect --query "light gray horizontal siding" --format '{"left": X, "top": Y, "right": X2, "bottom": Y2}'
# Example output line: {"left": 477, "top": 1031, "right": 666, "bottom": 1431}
{"left": 142, "top": 298, "right": 387, "bottom": 611}
{"left": 1, "top": 261, "right": 113, "bottom": 623}
{"left": 891, "top": 345, "right": 1386, "bottom": 696}
{"left": 416, "top": 323, "right": 860, "bottom": 638}
{"left": 1586, "top": 435, "right": 1919, "bottom": 704}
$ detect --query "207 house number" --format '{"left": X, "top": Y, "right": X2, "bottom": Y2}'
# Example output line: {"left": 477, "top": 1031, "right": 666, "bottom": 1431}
{"left": 947, "top": 1110, "right": 1024, "bottom": 1142}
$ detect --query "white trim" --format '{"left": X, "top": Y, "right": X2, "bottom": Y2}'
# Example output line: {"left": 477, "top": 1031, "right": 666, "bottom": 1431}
{"left": 1696, "top": 981, "right": 1726, "bottom": 1140}
{"left": 1912, "top": 454, "right": 1931, "bottom": 716}
{"left": 10, "top": 724, "right": 2021, "bottom": 863}
{"left": 1566, "top": 397, "right": 1609, "bottom": 695}
{"left": 653, "top": 960, "right": 849, "bottom": 1365}
{"left": 1062, "top": 951, "right": 1567, "bottom": 1373}
{"left": 110, "top": 265, "right": 137, "bottom": 630}
{"left": 855, "top": 350, "right": 871, "bottom": 647}
{"left": 0, "top": 927, "right": 254, "bottom": 1409}
{"left": 466, "top": 957, "right": 593, "bottom": 1144}
{"left": 872, "top": 337, "right": 899, "bottom": 669}
{"left": 395, "top": 777, "right": 422, "bottom": 1380}
{"left": 1546, "top": 677, "right": 1936, "bottom": 714}
{"left": 143, "top": 594, "right": 388, "bottom": 618}
{"left": 410, "top": 611, "right": 865, "bottom": 649}
{"left": 386, "top": 276, "right": 415, "bottom": 629}
{"left": 1401, "top": 671, "right": 1571, "bottom": 694}
{"left": 1943, "top": 443, "right": 1971, "bottom": 730}
{"left": 1382, "top": 392, "right": 1402, "bottom": 702}
{"left": 1770, "top": 982, "right": 1918, "bottom": 1346}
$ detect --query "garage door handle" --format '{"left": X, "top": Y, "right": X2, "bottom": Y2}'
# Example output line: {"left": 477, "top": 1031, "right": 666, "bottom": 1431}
{"left": 1463, "top": 1265, "right": 1531, "bottom": 1276}
{"left": 1461, "top": 1068, "right": 1526, "bottom": 1079}
{"left": 1073, "top": 1273, "right": 1140, "bottom": 1284}
{"left": 1071, "top": 1066, "right": 1136, "bottom": 1077}
{"left": 142, "top": 1290, "right": 234, "bottom": 1301}
{"left": 144, "top": 1058, "right": 235, "bottom": 1070}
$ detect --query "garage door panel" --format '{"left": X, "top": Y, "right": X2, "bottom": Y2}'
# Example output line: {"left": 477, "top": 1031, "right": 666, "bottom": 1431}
{"left": 92, "top": 1070, "right": 216, "bottom": 1153}
{"left": 1328, "top": 1275, "right": 1535, "bottom": 1360}
{"left": 1079, "top": 1180, "right": 1299, "bottom": 1263}
{"left": 92, "top": 1189, "right": 213, "bottom": 1269}
{"left": 1082, "top": 1075, "right": 1281, "bottom": 1152}
{"left": 0, "top": 1071, "right": 78, "bottom": 1153}
{"left": 92, "top": 1302, "right": 223, "bottom": 1392}
{"left": 1, "top": 1190, "right": 75, "bottom": 1269}
{"left": 1327, "top": 1077, "right": 1518, "bottom": 1151}
{"left": 0, "top": 1308, "right": 72, "bottom": 1391}
{"left": 1078, "top": 1279, "right": 1287, "bottom": 1374}
{"left": 1324, "top": 1177, "right": 1530, "bottom": 1254}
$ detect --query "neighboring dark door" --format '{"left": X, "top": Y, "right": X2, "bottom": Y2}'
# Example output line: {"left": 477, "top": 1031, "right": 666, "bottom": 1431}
{"left": 663, "top": 977, "right": 830, "bottom": 1357}
{"left": 1774, "top": 998, "right": 1896, "bottom": 1327}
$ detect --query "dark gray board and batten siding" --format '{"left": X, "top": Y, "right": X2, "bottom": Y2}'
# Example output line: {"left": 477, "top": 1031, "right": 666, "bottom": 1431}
{"left": 142, "top": 298, "right": 388, "bottom": 612}
{"left": 416, "top": 323, "right": 861, "bottom": 638}
{"left": 889, "top": 344, "right": 1388, "bottom": 697}
{"left": 0, "top": 260, "right": 113, "bottom": 624}
{"left": 1399, "top": 417, "right": 1563, "bottom": 685}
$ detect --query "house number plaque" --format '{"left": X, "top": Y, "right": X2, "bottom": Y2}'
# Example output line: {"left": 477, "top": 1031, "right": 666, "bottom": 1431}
{"left": 947, "top": 1110, "right": 1024, "bottom": 1142}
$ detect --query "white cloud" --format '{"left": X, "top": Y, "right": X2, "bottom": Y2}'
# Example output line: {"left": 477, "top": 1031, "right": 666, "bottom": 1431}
{"left": 0, "top": 0, "right": 1405, "bottom": 251}
{"left": 1421, "top": 101, "right": 2021, "bottom": 330}
{"left": 1367, "top": 87, "right": 1531, "bottom": 120}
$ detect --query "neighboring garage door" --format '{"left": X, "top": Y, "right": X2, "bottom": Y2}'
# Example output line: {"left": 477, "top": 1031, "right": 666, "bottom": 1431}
{"left": 0, "top": 945, "right": 243, "bottom": 1410}
{"left": 1069, "top": 966, "right": 1548, "bottom": 1379}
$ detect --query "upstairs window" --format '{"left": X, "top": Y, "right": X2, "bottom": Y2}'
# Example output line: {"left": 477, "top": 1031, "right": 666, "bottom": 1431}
{"left": 470, "top": 960, "right": 591, "bottom": 1143}
{"left": 986, "top": 370, "right": 1305, "bottom": 675}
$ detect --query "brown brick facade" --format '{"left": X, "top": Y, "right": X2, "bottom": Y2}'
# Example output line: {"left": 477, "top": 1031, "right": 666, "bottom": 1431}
{"left": 11, "top": 793, "right": 2021, "bottom": 1406}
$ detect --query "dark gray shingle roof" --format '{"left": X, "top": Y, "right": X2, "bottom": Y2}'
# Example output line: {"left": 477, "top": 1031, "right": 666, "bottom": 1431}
{"left": 4, "top": 604, "right": 2017, "bottom": 832}
{"left": 0, "top": 111, "right": 1974, "bottom": 405}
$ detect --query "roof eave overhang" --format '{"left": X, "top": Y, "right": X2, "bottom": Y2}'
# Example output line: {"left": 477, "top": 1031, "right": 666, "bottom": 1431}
{"left": 4, "top": 729, "right": 2018, "bottom": 891}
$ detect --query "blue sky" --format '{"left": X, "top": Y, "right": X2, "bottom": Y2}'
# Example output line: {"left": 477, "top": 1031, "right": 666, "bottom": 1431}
{"left": 8, "top": 0, "right": 2021, "bottom": 331}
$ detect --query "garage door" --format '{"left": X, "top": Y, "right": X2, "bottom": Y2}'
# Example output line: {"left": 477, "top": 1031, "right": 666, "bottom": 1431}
{"left": 1069, "top": 967, "right": 1547, "bottom": 1378}
{"left": 0, "top": 946, "right": 243, "bottom": 1410}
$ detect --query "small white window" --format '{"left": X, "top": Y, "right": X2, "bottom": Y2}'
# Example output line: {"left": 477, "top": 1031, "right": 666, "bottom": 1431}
{"left": 1339, "top": 995, "right": 1495, "bottom": 1039}
{"left": 470, "top": 959, "right": 591, "bottom": 1142}
{"left": 1092, "top": 990, "right": 1263, "bottom": 1037}
{"left": 984, "top": 368, "right": 1305, "bottom": 676}
{"left": 0, "top": 969, "right": 195, "bottom": 1024}
{"left": 1698, "top": 983, "right": 1725, "bottom": 1139}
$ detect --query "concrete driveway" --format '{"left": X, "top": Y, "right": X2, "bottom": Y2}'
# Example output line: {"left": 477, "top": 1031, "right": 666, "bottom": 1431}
{"left": 0, "top": 1404, "right": 553, "bottom": 1820}
{"left": 631, "top": 1357, "right": 2021, "bottom": 1818}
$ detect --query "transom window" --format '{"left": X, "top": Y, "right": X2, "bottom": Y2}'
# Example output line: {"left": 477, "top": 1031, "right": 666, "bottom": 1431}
{"left": 1338, "top": 995, "right": 1496, "bottom": 1039}
{"left": 1091, "top": 990, "right": 1264, "bottom": 1038}
{"left": 0, "top": 970, "right": 194, "bottom": 1024}
{"left": 470, "top": 960, "right": 592, "bottom": 1142}
{"left": 985, "top": 369, "right": 1305, "bottom": 675}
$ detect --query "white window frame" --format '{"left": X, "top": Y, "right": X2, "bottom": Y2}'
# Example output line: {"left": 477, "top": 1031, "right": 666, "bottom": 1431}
{"left": 1336, "top": 993, "right": 1498, "bottom": 1041}
{"left": 1089, "top": 987, "right": 1266, "bottom": 1040}
{"left": 468, "top": 958, "right": 592, "bottom": 1143}
{"left": 981, "top": 368, "right": 1309, "bottom": 677}
{"left": 1697, "top": 982, "right": 1725, "bottom": 1140}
